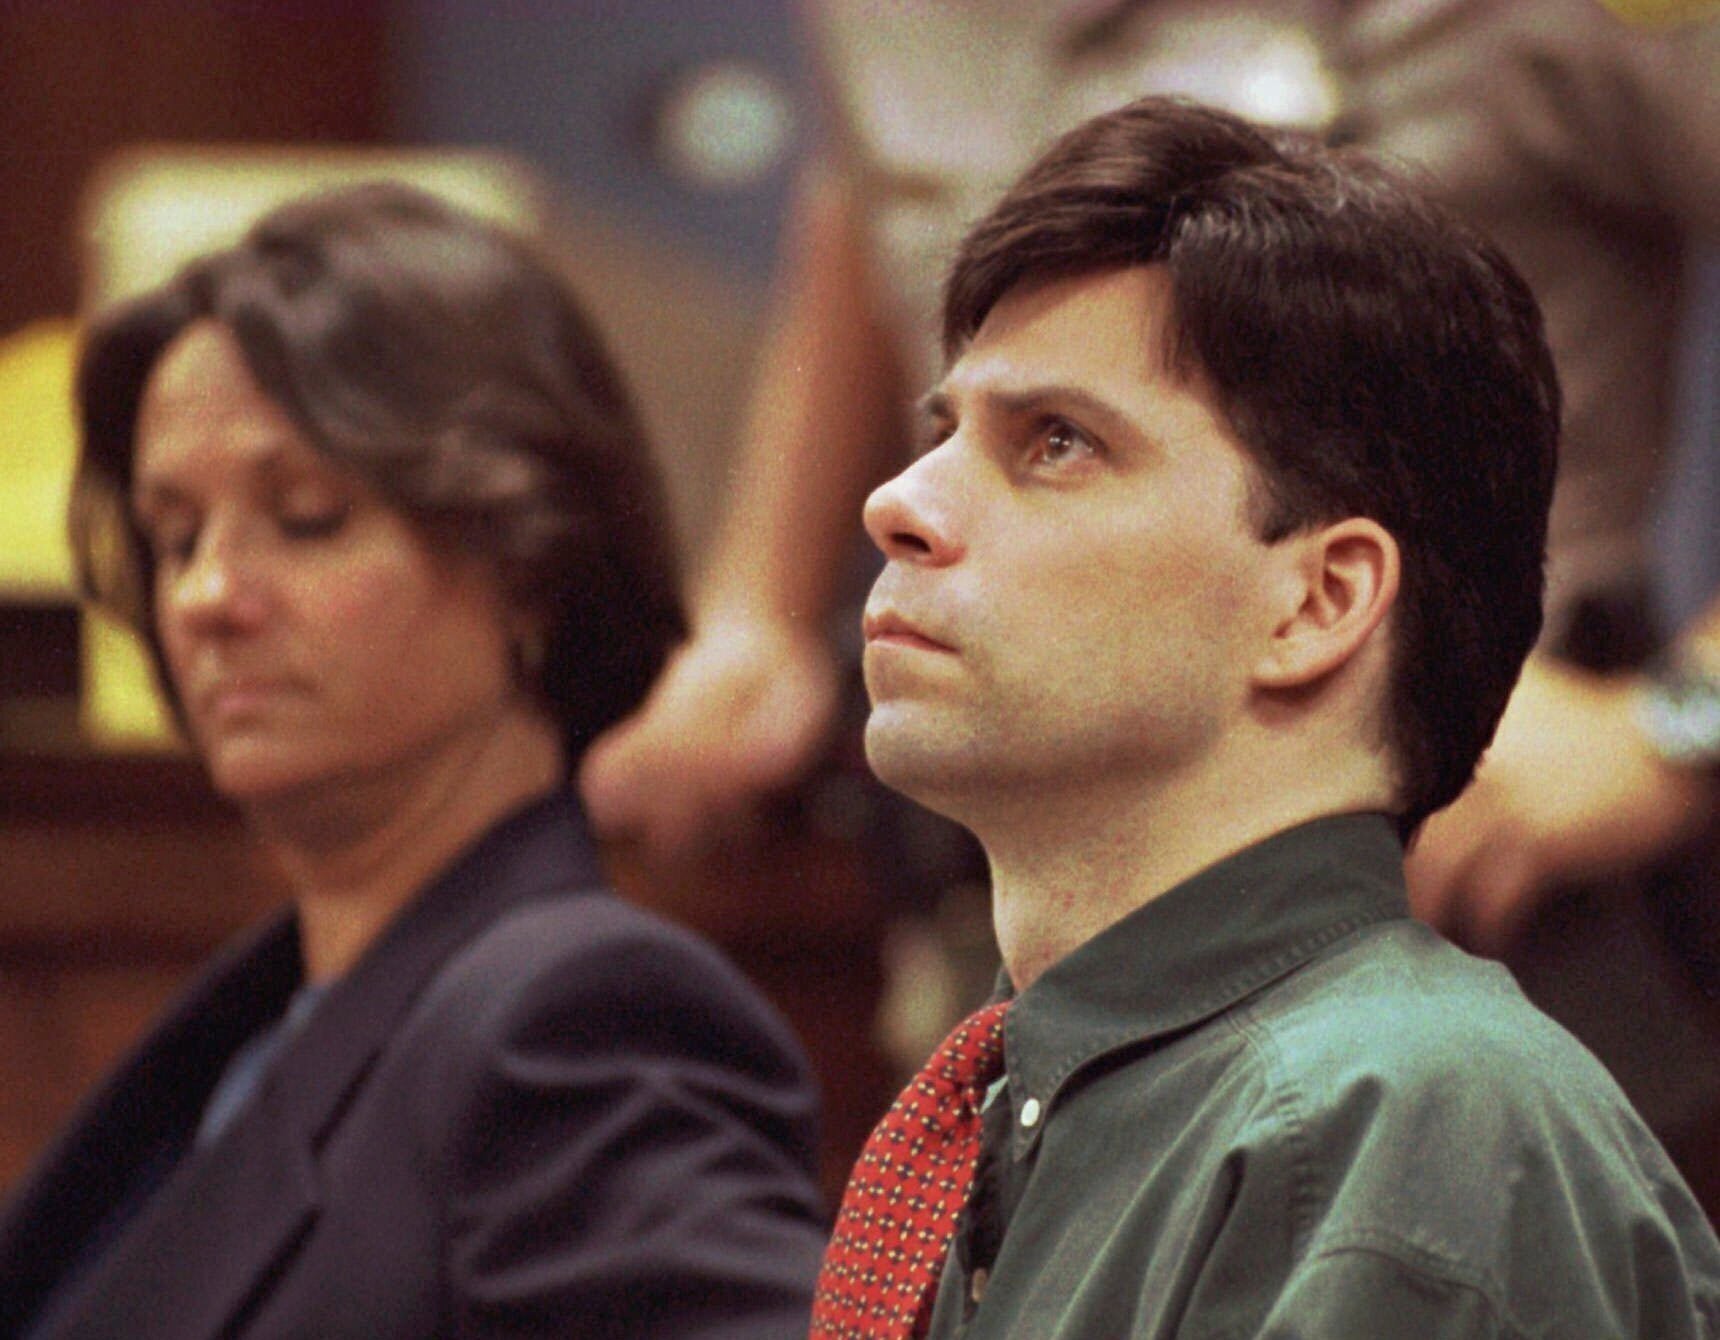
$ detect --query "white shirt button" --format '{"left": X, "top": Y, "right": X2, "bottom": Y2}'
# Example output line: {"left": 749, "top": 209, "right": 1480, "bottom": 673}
{"left": 1020, "top": 1096, "right": 1042, "bottom": 1127}
{"left": 970, "top": 1267, "right": 990, "bottom": 1303}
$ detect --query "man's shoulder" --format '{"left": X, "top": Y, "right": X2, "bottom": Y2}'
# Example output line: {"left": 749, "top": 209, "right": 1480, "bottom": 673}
{"left": 1055, "top": 912, "right": 1640, "bottom": 1165}
{"left": 1221, "top": 919, "right": 1720, "bottom": 1317}
{"left": 1235, "top": 916, "right": 1654, "bottom": 1170}
{"left": 1250, "top": 916, "right": 1612, "bottom": 1103}
{"left": 975, "top": 916, "right": 1720, "bottom": 1338}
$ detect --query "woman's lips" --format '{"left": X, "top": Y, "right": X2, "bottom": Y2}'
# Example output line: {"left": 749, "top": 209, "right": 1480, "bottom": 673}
{"left": 199, "top": 678, "right": 295, "bottom": 721}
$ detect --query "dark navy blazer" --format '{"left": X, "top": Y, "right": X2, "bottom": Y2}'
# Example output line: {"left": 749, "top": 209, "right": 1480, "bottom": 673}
{"left": 0, "top": 792, "right": 826, "bottom": 1338}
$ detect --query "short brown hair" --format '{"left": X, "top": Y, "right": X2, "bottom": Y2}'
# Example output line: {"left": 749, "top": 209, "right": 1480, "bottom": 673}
{"left": 72, "top": 181, "right": 685, "bottom": 756}
{"left": 945, "top": 98, "right": 1560, "bottom": 836}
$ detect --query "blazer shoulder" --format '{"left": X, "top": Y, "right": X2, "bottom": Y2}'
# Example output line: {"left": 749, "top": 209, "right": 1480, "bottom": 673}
{"left": 367, "top": 880, "right": 827, "bottom": 1336}
{"left": 394, "top": 882, "right": 815, "bottom": 1101}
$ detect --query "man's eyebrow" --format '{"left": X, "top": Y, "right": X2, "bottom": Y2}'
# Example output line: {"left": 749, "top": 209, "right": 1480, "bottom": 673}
{"left": 920, "top": 382, "right": 1139, "bottom": 440}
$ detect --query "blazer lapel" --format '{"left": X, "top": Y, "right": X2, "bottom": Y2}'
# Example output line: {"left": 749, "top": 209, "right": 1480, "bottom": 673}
{"left": 0, "top": 917, "right": 300, "bottom": 1338}
{"left": 15, "top": 791, "right": 604, "bottom": 1339}
{"left": 256, "top": 791, "right": 607, "bottom": 1153}
{"left": 55, "top": 1086, "right": 321, "bottom": 1339}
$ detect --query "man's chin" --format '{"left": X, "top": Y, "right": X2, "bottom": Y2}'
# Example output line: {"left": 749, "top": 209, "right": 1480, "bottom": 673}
{"left": 863, "top": 716, "right": 979, "bottom": 819}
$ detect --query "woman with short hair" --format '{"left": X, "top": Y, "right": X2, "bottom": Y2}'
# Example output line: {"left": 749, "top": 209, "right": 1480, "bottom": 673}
{"left": 0, "top": 182, "right": 825, "bottom": 1339}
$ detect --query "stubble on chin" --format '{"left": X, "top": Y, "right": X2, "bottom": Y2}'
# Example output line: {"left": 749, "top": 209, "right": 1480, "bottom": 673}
{"left": 862, "top": 702, "right": 989, "bottom": 821}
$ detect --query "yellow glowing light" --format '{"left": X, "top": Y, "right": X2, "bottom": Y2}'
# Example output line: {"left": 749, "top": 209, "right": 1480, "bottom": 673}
{"left": 82, "top": 607, "right": 176, "bottom": 748}
{"left": 0, "top": 317, "right": 175, "bottom": 748}
{"left": 0, "top": 320, "right": 79, "bottom": 597}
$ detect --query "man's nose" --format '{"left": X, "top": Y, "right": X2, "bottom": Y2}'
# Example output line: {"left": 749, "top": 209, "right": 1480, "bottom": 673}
{"left": 862, "top": 447, "right": 966, "bottom": 567}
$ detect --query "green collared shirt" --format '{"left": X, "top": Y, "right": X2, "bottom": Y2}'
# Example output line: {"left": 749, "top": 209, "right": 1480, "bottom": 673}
{"left": 928, "top": 814, "right": 1720, "bottom": 1338}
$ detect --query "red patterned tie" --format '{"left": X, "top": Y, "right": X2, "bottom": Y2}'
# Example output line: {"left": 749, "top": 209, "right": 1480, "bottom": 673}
{"left": 810, "top": 999, "right": 1012, "bottom": 1339}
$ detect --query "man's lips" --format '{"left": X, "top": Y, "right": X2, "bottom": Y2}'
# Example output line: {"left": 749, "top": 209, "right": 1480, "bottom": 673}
{"left": 862, "top": 609, "right": 955, "bottom": 653}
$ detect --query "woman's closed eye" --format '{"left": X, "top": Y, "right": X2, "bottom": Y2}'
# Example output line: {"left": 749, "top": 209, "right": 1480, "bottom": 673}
{"left": 135, "top": 498, "right": 351, "bottom": 571}
{"left": 277, "top": 501, "right": 351, "bottom": 540}
{"left": 275, "top": 477, "right": 355, "bottom": 540}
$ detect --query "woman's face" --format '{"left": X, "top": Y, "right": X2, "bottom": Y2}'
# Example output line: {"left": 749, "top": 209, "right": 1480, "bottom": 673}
{"left": 131, "top": 320, "right": 523, "bottom": 809}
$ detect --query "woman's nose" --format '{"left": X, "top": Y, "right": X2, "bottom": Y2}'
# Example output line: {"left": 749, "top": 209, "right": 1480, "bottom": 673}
{"left": 862, "top": 448, "right": 966, "bottom": 567}
{"left": 164, "top": 527, "right": 268, "bottom": 634}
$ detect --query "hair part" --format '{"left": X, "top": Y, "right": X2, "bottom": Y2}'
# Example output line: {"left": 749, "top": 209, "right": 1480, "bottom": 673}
{"left": 72, "top": 181, "right": 686, "bottom": 757}
{"left": 945, "top": 97, "right": 1560, "bottom": 836}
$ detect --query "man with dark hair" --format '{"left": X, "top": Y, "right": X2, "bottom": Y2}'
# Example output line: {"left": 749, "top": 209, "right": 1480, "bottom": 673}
{"left": 810, "top": 97, "right": 1720, "bottom": 1339}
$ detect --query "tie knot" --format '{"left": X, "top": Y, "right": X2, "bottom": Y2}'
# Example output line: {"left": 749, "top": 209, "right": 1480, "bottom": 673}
{"left": 930, "top": 999, "right": 1011, "bottom": 1096}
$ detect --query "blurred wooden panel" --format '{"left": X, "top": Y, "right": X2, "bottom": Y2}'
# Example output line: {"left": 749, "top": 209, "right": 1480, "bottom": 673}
{"left": 0, "top": 752, "right": 288, "bottom": 1187}
{"left": 0, "top": 754, "right": 286, "bottom": 953}
{"left": 0, "top": 962, "right": 199, "bottom": 1187}
{"left": 0, "top": 2, "right": 387, "bottom": 333}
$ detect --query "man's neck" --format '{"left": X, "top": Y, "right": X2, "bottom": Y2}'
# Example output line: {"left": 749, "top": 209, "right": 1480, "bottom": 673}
{"left": 976, "top": 749, "right": 1393, "bottom": 992}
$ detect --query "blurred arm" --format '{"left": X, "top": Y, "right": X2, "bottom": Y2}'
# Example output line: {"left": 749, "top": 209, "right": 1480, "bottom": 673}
{"left": 1408, "top": 594, "right": 1720, "bottom": 952}
{"left": 579, "top": 162, "right": 906, "bottom": 864}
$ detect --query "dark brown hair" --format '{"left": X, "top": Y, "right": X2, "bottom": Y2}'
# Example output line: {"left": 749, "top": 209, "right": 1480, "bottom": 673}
{"left": 71, "top": 180, "right": 685, "bottom": 757}
{"left": 945, "top": 97, "right": 1560, "bottom": 836}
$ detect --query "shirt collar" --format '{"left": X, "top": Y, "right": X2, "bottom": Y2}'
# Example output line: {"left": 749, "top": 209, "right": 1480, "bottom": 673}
{"left": 1002, "top": 812, "right": 1407, "bottom": 1153}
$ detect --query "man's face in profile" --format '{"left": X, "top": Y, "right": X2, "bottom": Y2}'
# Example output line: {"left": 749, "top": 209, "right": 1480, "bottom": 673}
{"left": 859, "top": 264, "right": 1291, "bottom": 823}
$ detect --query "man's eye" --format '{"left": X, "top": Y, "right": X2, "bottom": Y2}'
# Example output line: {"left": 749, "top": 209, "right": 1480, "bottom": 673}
{"left": 915, "top": 419, "right": 955, "bottom": 458}
{"left": 1032, "top": 419, "right": 1099, "bottom": 468}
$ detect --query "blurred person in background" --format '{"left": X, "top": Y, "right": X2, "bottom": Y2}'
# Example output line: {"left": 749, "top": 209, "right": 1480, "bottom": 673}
{"left": 0, "top": 182, "right": 825, "bottom": 1339}
{"left": 582, "top": 0, "right": 1720, "bottom": 1205}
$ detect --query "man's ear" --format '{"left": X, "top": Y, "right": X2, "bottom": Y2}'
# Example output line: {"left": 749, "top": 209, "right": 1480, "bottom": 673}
{"left": 1253, "top": 517, "right": 1399, "bottom": 691}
